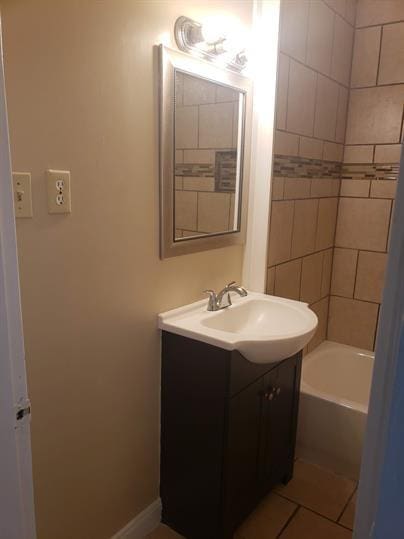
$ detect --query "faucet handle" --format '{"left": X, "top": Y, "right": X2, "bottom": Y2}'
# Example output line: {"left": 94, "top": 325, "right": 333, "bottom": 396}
{"left": 203, "top": 289, "right": 217, "bottom": 311}
{"left": 225, "top": 280, "right": 236, "bottom": 289}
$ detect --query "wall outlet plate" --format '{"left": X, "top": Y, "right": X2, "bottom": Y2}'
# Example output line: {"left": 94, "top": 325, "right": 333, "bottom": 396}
{"left": 46, "top": 169, "right": 71, "bottom": 214}
{"left": 12, "top": 172, "right": 33, "bottom": 218}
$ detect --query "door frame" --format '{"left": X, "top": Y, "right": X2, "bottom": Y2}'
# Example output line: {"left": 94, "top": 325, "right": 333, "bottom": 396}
{"left": 354, "top": 145, "right": 404, "bottom": 538}
{"left": 0, "top": 15, "right": 36, "bottom": 539}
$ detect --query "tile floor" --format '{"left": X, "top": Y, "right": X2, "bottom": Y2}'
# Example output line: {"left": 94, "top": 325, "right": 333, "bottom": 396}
{"left": 148, "top": 460, "right": 357, "bottom": 539}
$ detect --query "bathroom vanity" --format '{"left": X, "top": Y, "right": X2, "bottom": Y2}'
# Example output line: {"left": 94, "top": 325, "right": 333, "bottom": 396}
{"left": 160, "top": 331, "right": 302, "bottom": 539}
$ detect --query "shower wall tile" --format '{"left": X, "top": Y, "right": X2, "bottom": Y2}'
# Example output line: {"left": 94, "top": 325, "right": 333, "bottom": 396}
{"left": 301, "top": 252, "right": 324, "bottom": 303}
{"left": 346, "top": 85, "right": 404, "bottom": 144}
{"left": 331, "top": 15, "right": 354, "bottom": 86}
{"left": 321, "top": 248, "right": 334, "bottom": 298}
{"left": 351, "top": 26, "right": 381, "bottom": 88}
{"left": 198, "top": 103, "right": 234, "bottom": 148}
{"left": 175, "top": 191, "right": 197, "bottom": 230}
{"left": 370, "top": 180, "right": 397, "bottom": 199}
{"left": 280, "top": 0, "right": 309, "bottom": 62}
{"left": 309, "top": 297, "right": 329, "bottom": 352}
{"left": 343, "top": 145, "right": 373, "bottom": 163}
{"left": 340, "top": 179, "right": 370, "bottom": 197}
{"left": 306, "top": 0, "right": 334, "bottom": 74}
{"left": 315, "top": 197, "right": 338, "bottom": 250}
{"left": 287, "top": 61, "right": 317, "bottom": 136}
{"left": 266, "top": 266, "right": 275, "bottom": 295}
{"left": 335, "top": 198, "right": 392, "bottom": 251}
{"left": 197, "top": 192, "right": 231, "bottom": 233}
{"left": 328, "top": 296, "right": 379, "bottom": 350}
{"left": 276, "top": 53, "right": 290, "bottom": 130}
{"left": 299, "top": 137, "right": 324, "bottom": 160}
{"left": 284, "top": 178, "right": 312, "bottom": 199}
{"left": 291, "top": 199, "right": 319, "bottom": 258}
{"left": 274, "top": 130, "right": 300, "bottom": 156}
{"left": 314, "top": 75, "right": 339, "bottom": 141}
{"left": 272, "top": 177, "right": 285, "bottom": 200}
{"left": 331, "top": 247, "right": 358, "bottom": 297}
{"left": 354, "top": 251, "right": 387, "bottom": 303}
{"left": 336, "top": 86, "right": 349, "bottom": 143}
{"left": 356, "top": 0, "right": 404, "bottom": 28}
{"left": 274, "top": 259, "right": 302, "bottom": 301}
{"left": 379, "top": 22, "right": 404, "bottom": 84}
{"left": 323, "top": 142, "right": 344, "bottom": 162}
{"left": 268, "top": 201, "right": 294, "bottom": 266}
{"left": 373, "top": 144, "right": 402, "bottom": 163}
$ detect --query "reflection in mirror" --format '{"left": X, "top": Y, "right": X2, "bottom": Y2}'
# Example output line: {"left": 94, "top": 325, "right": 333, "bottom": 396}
{"left": 174, "top": 71, "right": 245, "bottom": 240}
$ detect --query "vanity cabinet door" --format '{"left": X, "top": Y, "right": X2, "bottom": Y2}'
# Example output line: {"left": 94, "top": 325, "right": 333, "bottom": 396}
{"left": 260, "top": 356, "right": 301, "bottom": 491}
{"left": 223, "top": 376, "right": 265, "bottom": 535}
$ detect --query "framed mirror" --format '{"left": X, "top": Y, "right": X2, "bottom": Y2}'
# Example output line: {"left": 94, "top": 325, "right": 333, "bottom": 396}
{"left": 159, "top": 45, "right": 251, "bottom": 258}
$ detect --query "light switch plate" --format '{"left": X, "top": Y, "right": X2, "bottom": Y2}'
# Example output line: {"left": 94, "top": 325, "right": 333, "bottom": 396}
{"left": 46, "top": 169, "right": 71, "bottom": 214}
{"left": 12, "top": 172, "right": 33, "bottom": 218}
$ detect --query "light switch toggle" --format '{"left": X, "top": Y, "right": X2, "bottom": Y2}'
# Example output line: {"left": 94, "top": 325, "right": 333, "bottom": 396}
{"left": 47, "top": 169, "right": 71, "bottom": 214}
{"left": 12, "top": 172, "right": 33, "bottom": 218}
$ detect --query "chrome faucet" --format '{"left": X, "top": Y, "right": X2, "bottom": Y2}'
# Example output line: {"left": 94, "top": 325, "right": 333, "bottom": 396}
{"left": 204, "top": 281, "right": 248, "bottom": 311}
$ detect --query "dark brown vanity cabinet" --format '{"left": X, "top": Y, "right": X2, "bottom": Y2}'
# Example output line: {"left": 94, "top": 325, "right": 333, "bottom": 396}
{"left": 160, "top": 331, "right": 302, "bottom": 539}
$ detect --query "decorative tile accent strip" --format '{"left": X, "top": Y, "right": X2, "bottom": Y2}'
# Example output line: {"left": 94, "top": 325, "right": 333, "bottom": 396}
{"left": 215, "top": 150, "right": 237, "bottom": 192}
{"left": 342, "top": 163, "right": 399, "bottom": 181}
{"left": 273, "top": 155, "right": 342, "bottom": 178}
{"left": 175, "top": 163, "right": 214, "bottom": 177}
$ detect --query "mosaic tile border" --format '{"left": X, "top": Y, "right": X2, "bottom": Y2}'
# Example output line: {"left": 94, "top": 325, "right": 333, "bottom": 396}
{"left": 273, "top": 155, "right": 342, "bottom": 179}
{"left": 175, "top": 163, "right": 214, "bottom": 177}
{"left": 342, "top": 163, "right": 399, "bottom": 181}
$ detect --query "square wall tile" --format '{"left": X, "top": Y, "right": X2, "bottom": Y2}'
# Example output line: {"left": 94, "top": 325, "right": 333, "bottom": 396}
{"left": 346, "top": 86, "right": 404, "bottom": 145}
{"left": 287, "top": 60, "right": 317, "bottom": 136}
{"left": 197, "top": 192, "right": 231, "bottom": 233}
{"left": 301, "top": 252, "right": 323, "bottom": 303}
{"left": 183, "top": 149, "right": 215, "bottom": 164}
{"left": 379, "top": 22, "right": 404, "bottom": 85}
{"left": 291, "top": 199, "right": 319, "bottom": 258}
{"left": 336, "top": 86, "right": 349, "bottom": 144}
{"left": 306, "top": 0, "right": 334, "bottom": 74}
{"left": 335, "top": 198, "right": 392, "bottom": 251}
{"left": 355, "top": 251, "right": 387, "bottom": 303}
{"left": 299, "top": 136, "right": 324, "bottom": 160}
{"left": 309, "top": 297, "right": 329, "bottom": 351}
{"left": 351, "top": 26, "right": 381, "bottom": 88}
{"left": 331, "top": 15, "right": 354, "bottom": 86}
{"left": 314, "top": 75, "right": 339, "bottom": 141}
{"left": 183, "top": 176, "right": 215, "bottom": 192}
{"left": 183, "top": 74, "right": 216, "bottom": 105}
{"left": 280, "top": 0, "right": 310, "bottom": 62}
{"left": 274, "top": 259, "right": 302, "bottom": 301}
{"left": 331, "top": 247, "right": 358, "bottom": 297}
{"left": 315, "top": 197, "right": 339, "bottom": 250}
{"left": 274, "top": 130, "right": 300, "bottom": 156}
{"left": 345, "top": 0, "right": 357, "bottom": 25}
{"left": 356, "top": 0, "right": 404, "bottom": 28}
{"left": 268, "top": 201, "right": 294, "bottom": 266}
{"left": 199, "top": 102, "right": 234, "bottom": 148}
{"left": 276, "top": 53, "right": 290, "bottom": 130}
{"left": 374, "top": 144, "right": 402, "bottom": 163}
{"left": 343, "top": 145, "right": 374, "bottom": 163}
{"left": 328, "top": 295, "right": 379, "bottom": 349}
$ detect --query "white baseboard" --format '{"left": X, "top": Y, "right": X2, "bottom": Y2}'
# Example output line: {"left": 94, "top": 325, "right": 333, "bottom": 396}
{"left": 111, "top": 498, "right": 162, "bottom": 539}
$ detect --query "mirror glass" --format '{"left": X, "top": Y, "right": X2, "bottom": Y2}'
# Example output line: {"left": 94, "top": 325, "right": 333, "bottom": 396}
{"left": 174, "top": 70, "right": 245, "bottom": 241}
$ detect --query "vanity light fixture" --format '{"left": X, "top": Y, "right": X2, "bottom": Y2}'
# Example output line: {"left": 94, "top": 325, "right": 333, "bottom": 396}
{"left": 174, "top": 16, "right": 247, "bottom": 71}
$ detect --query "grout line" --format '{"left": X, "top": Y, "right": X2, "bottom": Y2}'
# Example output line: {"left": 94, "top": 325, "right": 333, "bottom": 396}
{"left": 337, "top": 485, "right": 358, "bottom": 524}
{"left": 357, "top": 19, "right": 404, "bottom": 30}
{"left": 277, "top": 504, "right": 301, "bottom": 538}
{"left": 331, "top": 292, "right": 381, "bottom": 307}
{"left": 375, "top": 26, "right": 383, "bottom": 86}
{"left": 275, "top": 492, "right": 355, "bottom": 530}
{"left": 352, "top": 248, "right": 360, "bottom": 300}
{"left": 283, "top": 53, "right": 350, "bottom": 91}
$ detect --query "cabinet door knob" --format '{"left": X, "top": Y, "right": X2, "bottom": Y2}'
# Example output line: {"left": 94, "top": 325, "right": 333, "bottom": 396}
{"left": 276, "top": 387, "right": 281, "bottom": 395}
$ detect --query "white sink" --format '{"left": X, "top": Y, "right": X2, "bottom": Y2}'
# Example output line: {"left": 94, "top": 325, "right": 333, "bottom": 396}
{"left": 158, "top": 291, "right": 318, "bottom": 364}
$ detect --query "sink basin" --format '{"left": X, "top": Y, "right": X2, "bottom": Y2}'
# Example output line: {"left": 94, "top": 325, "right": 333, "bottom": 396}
{"left": 158, "top": 291, "right": 318, "bottom": 364}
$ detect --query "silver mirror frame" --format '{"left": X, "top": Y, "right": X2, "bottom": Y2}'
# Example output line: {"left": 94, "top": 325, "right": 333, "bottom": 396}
{"left": 158, "top": 45, "right": 252, "bottom": 259}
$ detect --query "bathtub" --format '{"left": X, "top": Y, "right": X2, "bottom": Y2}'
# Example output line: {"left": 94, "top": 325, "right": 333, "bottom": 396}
{"left": 297, "top": 340, "right": 374, "bottom": 480}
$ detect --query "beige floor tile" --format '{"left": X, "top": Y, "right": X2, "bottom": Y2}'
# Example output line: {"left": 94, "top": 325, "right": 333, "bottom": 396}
{"left": 147, "top": 524, "right": 184, "bottom": 538}
{"left": 236, "top": 492, "right": 297, "bottom": 539}
{"left": 280, "top": 507, "right": 352, "bottom": 539}
{"left": 275, "top": 460, "right": 356, "bottom": 521}
{"left": 339, "top": 492, "right": 357, "bottom": 530}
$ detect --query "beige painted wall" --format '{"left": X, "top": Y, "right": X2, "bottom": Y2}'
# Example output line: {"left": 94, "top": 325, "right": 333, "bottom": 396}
{"left": 0, "top": 1, "right": 252, "bottom": 538}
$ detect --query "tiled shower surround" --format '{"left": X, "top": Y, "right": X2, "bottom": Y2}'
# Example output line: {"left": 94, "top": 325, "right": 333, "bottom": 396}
{"left": 267, "top": 0, "right": 402, "bottom": 351}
